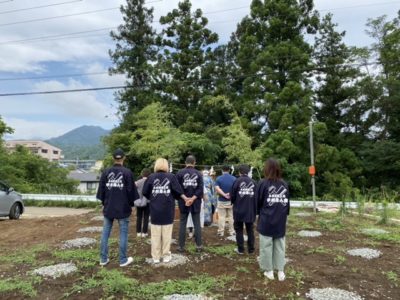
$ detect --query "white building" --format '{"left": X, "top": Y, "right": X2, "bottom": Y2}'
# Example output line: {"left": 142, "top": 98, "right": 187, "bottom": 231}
{"left": 68, "top": 170, "right": 100, "bottom": 194}
{"left": 5, "top": 140, "right": 63, "bottom": 161}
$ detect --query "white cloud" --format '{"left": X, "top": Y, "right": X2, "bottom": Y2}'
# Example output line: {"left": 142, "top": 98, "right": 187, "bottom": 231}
{"left": 3, "top": 117, "right": 76, "bottom": 140}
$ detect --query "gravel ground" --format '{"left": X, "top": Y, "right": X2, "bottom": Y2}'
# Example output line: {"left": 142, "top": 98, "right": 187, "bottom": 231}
{"left": 361, "top": 228, "right": 388, "bottom": 235}
{"left": 295, "top": 212, "right": 312, "bottom": 217}
{"left": 61, "top": 237, "right": 97, "bottom": 249}
{"left": 145, "top": 254, "right": 189, "bottom": 268}
{"left": 306, "top": 288, "right": 363, "bottom": 300}
{"left": 347, "top": 248, "right": 382, "bottom": 259}
{"left": 163, "top": 295, "right": 212, "bottom": 300}
{"left": 91, "top": 216, "right": 104, "bottom": 221}
{"left": 298, "top": 230, "right": 322, "bottom": 237}
{"left": 32, "top": 263, "right": 77, "bottom": 279}
{"left": 77, "top": 226, "right": 103, "bottom": 233}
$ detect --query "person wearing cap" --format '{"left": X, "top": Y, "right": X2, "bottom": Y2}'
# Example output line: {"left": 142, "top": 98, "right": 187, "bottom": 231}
{"left": 215, "top": 165, "right": 236, "bottom": 236}
{"left": 96, "top": 148, "right": 140, "bottom": 267}
{"left": 176, "top": 155, "right": 204, "bottom": 252}
{"left": 231, "top": 164, "right": 257, "bottom": 254}
{"left": 142, "top": 158, "right": 188, "bottom": 263}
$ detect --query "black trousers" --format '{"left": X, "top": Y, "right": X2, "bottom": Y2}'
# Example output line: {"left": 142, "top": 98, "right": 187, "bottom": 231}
{"left": 136, "top": 206, "right": 150, "bottom": 234}
{"left": 234, "top": 221, "right": 255, "bottom": 253}
{"left": 179, "top": 212, "right": 202, "bottom": 249}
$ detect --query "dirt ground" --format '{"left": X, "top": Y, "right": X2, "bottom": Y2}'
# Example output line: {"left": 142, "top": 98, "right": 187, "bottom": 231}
{"left": 0, "top": 208, "right": 399, "bottom": 299}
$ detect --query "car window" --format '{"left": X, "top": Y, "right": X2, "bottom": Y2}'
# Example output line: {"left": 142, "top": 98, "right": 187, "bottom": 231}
{"left": 0, "top": 182, "right": 8, "bottom": 192}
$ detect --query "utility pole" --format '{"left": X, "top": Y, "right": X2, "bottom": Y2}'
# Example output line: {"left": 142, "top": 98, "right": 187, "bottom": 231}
{"left": 309, "top": 120, "right": 317, "bottom": 213}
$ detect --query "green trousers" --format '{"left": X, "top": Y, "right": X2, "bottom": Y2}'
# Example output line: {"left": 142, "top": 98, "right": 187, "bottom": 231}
{"left": 259, "top": 234, "right": 286, "bottom": 272}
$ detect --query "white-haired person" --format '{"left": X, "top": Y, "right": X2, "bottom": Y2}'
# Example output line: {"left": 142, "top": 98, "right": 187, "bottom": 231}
{"left": 142, "top": 158, "right": 188, "bottom": 263}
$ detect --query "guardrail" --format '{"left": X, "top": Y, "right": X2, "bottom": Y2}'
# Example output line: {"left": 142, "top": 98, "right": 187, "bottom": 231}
{"left": 21, "top": 194, "right": 400, "bottom": 209}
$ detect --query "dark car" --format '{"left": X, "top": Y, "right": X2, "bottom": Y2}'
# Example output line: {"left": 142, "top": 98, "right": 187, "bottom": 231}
{"left": 0, "top": 181, "right": 24, "bottom": 219}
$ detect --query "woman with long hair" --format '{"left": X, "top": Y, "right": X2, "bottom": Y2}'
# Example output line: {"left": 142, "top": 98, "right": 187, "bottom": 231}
{"left": 256, "top": 158, "right": 290, "bottom": 281}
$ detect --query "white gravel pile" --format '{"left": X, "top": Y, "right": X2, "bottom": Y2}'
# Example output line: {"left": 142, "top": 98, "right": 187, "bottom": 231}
{"left": 361, "top": 228, "right": 388, "bottom": 235}
{"left": 146, "top": 254, "right": 189, "bottom": 268}
{"left": 347, "top": 248, "right": 382, "bottom": 259}
{"left": 306, "top": 288, "right": 363, "bottom": 300}
{"left": 298, "top": 230, "right": 322, "bottom": 237}
{"left": 295, "top": 212, "right": 312, "bottom": 217}
{"left": 61, "top": 237, "right": 97, "bottom": 249}
{"left": 32, "top": 263, "right": 77, "bottom": 279}
{"left": 226, "top": 234, "right": 247, "bottom": 242}
{"left": 163, "top": 295, "right": 212, "bottom": 300}
{"left": 91, "top": 216, "right": 104, "bottom": 221}
{"left": 77, "top": 226, "right": 103, "bottom": 233}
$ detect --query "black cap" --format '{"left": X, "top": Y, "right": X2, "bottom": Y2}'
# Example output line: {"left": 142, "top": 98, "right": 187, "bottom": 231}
{"left": 113, "top": 148, "right": 125, "bottom": 159}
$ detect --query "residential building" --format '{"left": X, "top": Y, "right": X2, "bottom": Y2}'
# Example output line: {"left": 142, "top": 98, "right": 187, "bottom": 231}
{"left": 5, "top": 140, "right": 63, "bottom": 161}
{"left": 68, "top": 170, "right": 100, "bottom": 194}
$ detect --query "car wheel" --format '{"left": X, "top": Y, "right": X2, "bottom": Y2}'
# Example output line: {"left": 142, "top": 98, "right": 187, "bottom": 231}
{"left": 9, "top": 203, "right": 21, "bottom": 220}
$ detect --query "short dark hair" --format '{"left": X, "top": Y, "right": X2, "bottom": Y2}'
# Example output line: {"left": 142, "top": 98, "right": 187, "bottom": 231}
{"left": 141, "top": 168, "right": 151, "bottom": 177}
{"left": 238, "top": 164, "right": 250, "bottom": 175}
{"left": 185, "top": 155, "right": 196, "bottom": 165}
{"left": 263, "top": 158, "right": 282, "bottom": 181}
{"left": 222, "top": 165, "right": 230, "bottom": 172}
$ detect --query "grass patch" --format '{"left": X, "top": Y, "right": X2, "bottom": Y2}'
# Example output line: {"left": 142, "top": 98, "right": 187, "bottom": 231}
{"left": 0, "top": 244, "right": 48, "bottom": 265}
{"left": 305, "top": 246, "right": 332, "bottom": 255}
{"left": 333, "top": 255, "right": 346, "bottom": 265}
{"left": 235, "top": 266, "right": 250, "bottom": 273}
{"left": 384, "top": 271, "right": 399, "bottom": 287}
{"left": 286, "top": 267, "right": 305, "bottom": 289}
{"left": 205, "top": 244, "right": 236, "bottom": 257}
{"left": 53, "top": 248, "right": 99, "bottom": 268}
{"left": 0, "top": 276, "right": 42, "bottom": 297}
{"left": 66, "top": 269, "right": 233, "bottom": 299}
{"left": 316, "top": 217, "right": 344, "bottom": 231}
{"left": 24, "top": 199, "right": 99, "bottom": 209}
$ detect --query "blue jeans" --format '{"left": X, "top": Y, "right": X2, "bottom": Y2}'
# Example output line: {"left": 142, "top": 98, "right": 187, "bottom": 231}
{"left": 100, "top": 216, "right": 130, "bottom": 264}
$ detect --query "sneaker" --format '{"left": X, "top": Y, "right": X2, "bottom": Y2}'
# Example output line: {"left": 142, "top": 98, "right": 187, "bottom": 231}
{"left": 99, "top": 258, "right": 109, "bottom": 266}
{"left": 196, "top": 246, "right": 203, "bottom": 253}
{"left": 264, "top": 271, "right": 274, "bottom": 280}
{"left": 153, "top": 258, "right": 160, "bottom": 264}
{"left": 163, "top": 253, "right": 172, "bottom": 263}
{"left": 120, "top": 257, "right": 133, "bottom": 267}
{"left": 137, "top": 233, "right": 143, "bottom": 238}
{"left": 188, "top": 232, "right": 194, "bottom": 239}
{"left": 142, "top": 233, "right": 148, "bottom": 238}
{"left": 235, "top": 249, "right": 244, "bottom": 255}
{"left": 278, "top": 271, "right": 286, "bottom": 281}
{"left": 177, "top": 247, "right": 185, "bottom": 253}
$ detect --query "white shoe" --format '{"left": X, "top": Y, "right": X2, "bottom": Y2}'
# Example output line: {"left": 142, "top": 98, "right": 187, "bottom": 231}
{"left": 264, "top": 271, "right": 274, "bottom": 280}
{"left": 120, "top": 257, "right": 133, "bottom": 267}
{"left": 142, "top": 233, "right": 148, "bottom": 238}
{"left": 188, "top": 232, "right": 194, "bottom": 238}
{"left": 99, "top": 258, "right": 109, "bottom": 266}
{"left": 137, "top": 233, "right": 143, "bottom": 238}
{"left": 278, "top": 271, "right": 286, "bottom": 281}
{"left": 153, "top": 258, "right": 160, "bottom": 264}
{"left": 163, "top": 253, "right": 172, "bottom": 263}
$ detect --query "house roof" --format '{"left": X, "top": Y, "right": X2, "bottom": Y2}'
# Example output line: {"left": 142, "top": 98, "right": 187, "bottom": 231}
{"left": 68, "top": 170, "right": 100, "bottom": 182}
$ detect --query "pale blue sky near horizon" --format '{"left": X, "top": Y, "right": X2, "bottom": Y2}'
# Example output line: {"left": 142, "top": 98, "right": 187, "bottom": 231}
{"left": 0, "top": 0, "right": 398, "bottom": 140}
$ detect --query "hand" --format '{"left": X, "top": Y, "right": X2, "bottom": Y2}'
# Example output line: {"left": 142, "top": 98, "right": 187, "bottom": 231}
{"left": 225, "top": 193, "right": 230, "bottom": 199}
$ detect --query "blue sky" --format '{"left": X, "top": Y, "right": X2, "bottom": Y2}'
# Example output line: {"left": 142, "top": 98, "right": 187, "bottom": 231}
{"left": 1, "top": 0, "right": 398, "bottom": 140}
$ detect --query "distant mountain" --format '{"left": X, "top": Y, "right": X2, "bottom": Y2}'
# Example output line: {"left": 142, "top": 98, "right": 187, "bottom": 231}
{"left": 46, "top": 125, "right": 110, "bottom": 160}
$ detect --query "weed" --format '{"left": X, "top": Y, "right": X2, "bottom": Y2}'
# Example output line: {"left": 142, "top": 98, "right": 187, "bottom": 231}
{"left": 305, "top": 246, "right": 331, "bottom": 255}
{"left": 285, "top": 291, "right": 305, "bottom": 300}
{"left": 23, "top": 199, "right": 99, "bottom": 208}
{"left": 0, "top": 244, "right": 48, "bottom": 265}
{"left": 66, "top": 269, "right": 233, "bottom": 299}
{"left": 236, "top": 266, "right": 250, "bottom": 273}
{"left": 286, "top": 267, "right": 304, "bottom": 289}
{"left": 334, "top": 255, "right": 346, "bottom": 265}
{"left": 205, "top": 244, "right": 236, "bottom": 257}
{"left": 351, "top": 267, "right": 359, "bottom": 273}
{"left": 53, "top": 248, "right": 99, "bottom": 268}
{"left": 0, "top": 276, "right": 42, "bottom": 297}
{"left": 317, "top": 218, "right": 343, "bottom": 231}
{"left": 384, "top": 271, "right": 398, "bottom": 287}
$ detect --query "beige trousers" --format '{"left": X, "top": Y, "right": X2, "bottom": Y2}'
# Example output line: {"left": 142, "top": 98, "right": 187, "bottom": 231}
{"left": 217, "top": 202, "right": 234, "bottom": 235}
{"left": 150, "top": 223, "right": 173, "bottom": 260}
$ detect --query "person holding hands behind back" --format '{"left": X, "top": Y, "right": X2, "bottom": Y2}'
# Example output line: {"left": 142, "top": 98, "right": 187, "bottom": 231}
{"left": 142, "top": 158, "right": 188, "bottom": 264}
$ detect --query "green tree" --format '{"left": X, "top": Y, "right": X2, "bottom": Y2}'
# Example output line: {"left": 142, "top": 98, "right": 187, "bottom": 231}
{"left": 155, "top": 0, "right": 219, "bottom": 128}
{"left": 109, "top": 0, "right": 158, "bottom": 129}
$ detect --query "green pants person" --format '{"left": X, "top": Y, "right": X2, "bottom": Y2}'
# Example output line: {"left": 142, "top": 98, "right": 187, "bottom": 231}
{"left": 259, "top": 235, "right": 286, "bottom": 280}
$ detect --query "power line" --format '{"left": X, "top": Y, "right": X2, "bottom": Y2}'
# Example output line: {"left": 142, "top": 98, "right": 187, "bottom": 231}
{"left": 0, "top": 60, "right": 394, "bottom": 97}
{"left": 0, "top": 0, "right": 13, "bottom": 4}
{"left": 0, "top": 0, "right": 83, "bottom": 15}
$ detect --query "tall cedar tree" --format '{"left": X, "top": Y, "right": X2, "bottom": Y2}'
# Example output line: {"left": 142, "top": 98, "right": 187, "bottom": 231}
{"left": 155, "top": 0, "right": 218, "bottom": 129}
{"left": 109, "top": 0, "right": 158, "bottom": 130}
